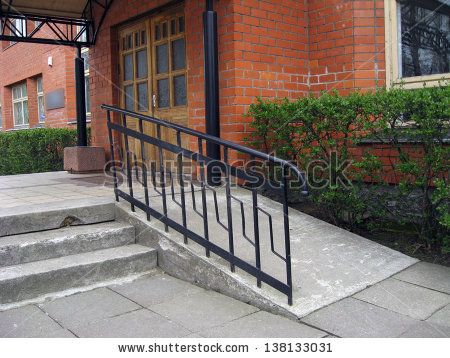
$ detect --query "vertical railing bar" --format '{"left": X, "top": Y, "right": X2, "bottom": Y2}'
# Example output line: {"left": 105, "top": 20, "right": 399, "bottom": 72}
{"left": 282, "top": 164, "right": 293, "bottom": 306}
{"left": 106, "top": 110, "right": 119, "bottom": 202}
{"left": 157, "top": 124, "right": 169, "bottom": 232}
{"left": 177, "top": 131, "right": 188, "bottom": 244}
{"left": 122, "top": 113, "right": 135, "bottom": 212}
{"left": 251, "top": 155, "right": 262, "bottom": 287}
{"left": 133, "top": 153, "right": 139, "bottom": 182}
{"left": 138, "top": 118, "right": 151, "bottom": 221}
{"left": 224, "top": 147, "right": 235, "bottom": 272}
{"left": 198, "top": 138, "right": 210, "bottom": 257}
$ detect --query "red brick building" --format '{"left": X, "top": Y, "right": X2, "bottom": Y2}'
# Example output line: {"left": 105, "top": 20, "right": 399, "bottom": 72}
{"left": 0, "top": 38, "right": 83, "bottom": 131}
{"left": 1, "top": 0, "right": 449, "bottom": 157}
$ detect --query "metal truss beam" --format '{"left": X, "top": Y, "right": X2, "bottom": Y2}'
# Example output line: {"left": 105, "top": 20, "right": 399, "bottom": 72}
{"left": 0, "top": 0, "right": 113, "bottom": 47}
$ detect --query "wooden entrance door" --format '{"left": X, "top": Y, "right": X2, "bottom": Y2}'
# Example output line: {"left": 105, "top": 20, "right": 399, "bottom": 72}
{"left": 118, "top": 6, "right": 187, "bottom": 163}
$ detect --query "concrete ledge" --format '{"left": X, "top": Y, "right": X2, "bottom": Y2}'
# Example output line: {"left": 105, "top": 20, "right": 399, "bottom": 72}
{"left": 64, "top": 146, "right": 105, "bottom": 174}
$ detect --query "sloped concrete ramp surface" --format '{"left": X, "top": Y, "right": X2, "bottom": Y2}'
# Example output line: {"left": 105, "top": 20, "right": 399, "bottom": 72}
{"left": 117, "top": 185, "right": 418, "bottom": 319}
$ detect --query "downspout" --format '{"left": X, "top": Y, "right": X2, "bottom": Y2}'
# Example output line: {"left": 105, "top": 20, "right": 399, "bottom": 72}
{"left": 75, "top": 45, "right": 88, "bottom": 146}
{"left": 203, "top": 0, "right": 220, "bottom": 184}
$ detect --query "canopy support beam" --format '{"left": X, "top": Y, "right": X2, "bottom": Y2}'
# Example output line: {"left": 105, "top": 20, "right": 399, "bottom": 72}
{"left": 204, "top": 0, "right": 221, "bottom": 185}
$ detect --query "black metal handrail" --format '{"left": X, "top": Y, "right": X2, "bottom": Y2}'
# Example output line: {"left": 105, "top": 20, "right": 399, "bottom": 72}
{"left": 102, "top": 104, "right": 307, "bottom": 305}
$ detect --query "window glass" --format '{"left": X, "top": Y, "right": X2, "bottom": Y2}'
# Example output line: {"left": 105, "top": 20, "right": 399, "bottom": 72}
{"left": 124, "top": 85, "right": 134, "bottom": 111}
{"left": 124, "top": 54, "right": 134, "bottom": 81}
{"left": 172, "top": 38, "right": 186, "bottom": 70}
{"left": 398, "top": 0, "right": 450, "bottom": 78}
{"left": 157, "top": 79, "right": 169, "bottom": 108}
{"left": 85, "top": 77, "right": 90, "bottom": 114}
{"left": 137, "top": 83, "right": 148, "bottom": 111}
{"left": 156, "top": 44, "right": 169, "bottom": 74}
{"left": 37, "top": 76, "right": 45, "bottom": 123}
{"left": 12, "top": 82, "right": 28, "bottom": 126}
{"left": 173, "top": 75, "right": 186, "bottom": 106}
{"left": 136, "top": 50, "right": 148, "bottom": 79}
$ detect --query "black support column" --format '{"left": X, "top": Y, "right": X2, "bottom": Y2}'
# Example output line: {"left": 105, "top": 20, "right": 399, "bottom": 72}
{"left": 75, "top": 46, "right": 88, "bottom": 147}
{"left": 204, "top": 0, "right": 221, "bottom": 185}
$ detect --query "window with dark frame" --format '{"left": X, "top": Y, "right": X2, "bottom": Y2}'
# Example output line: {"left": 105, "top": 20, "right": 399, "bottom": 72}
{"left": 397, "top": 0, "right": 450, "bottom": 78}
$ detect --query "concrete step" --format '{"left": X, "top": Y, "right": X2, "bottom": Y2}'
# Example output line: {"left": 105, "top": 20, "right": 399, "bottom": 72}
{"left": 0, "top": 198, "right": 115, "bottom": 237}
{"left": 0, "top": 244, "right": 157, "bottom": 305}
{"left": 0, "top": 222, "right": 135, "bottom": 268}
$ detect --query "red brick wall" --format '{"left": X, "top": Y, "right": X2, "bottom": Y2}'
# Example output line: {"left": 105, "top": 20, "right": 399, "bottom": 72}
{"left": 1, "top": 0, "right": 389, "bottom": 155}
{"left": 308, "top": 0, "right": 385, "bottom": 95}
{"left": 89, "top": 0, "right": 311, "bottom": 155}
{"left": 0, "top": 39, "right": 77, "bottom": 131}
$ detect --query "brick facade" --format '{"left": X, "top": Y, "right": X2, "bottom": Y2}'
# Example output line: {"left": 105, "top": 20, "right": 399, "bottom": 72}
{"left": 1, "top": 0, "right": 389, "bottom": 155}
{"left": 0, "top": 39, "right": 78, "bottom": 131}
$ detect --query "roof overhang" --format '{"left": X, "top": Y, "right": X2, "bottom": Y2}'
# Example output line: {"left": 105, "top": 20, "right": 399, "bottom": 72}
{"left": 0, "top": 0, "right": 114, "bottom": 47}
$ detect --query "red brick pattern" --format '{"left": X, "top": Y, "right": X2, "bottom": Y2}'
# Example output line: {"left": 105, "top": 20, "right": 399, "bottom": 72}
{"left": 1, "top": 0, "right": 388, "bottom": 155}
{"left": 0, "top": 37, "right": 78, "bottom": 131}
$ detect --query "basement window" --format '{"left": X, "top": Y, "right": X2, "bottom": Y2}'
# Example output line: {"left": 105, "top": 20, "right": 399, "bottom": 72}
{"left": 385, "top": 0, "right": 450, "bottom": 88}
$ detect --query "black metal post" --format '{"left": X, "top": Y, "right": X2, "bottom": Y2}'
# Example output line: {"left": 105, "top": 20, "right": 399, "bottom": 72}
{"left": 204, "top": 0, "right": 221, "bottom": 185}
{"left": 75, "top": 46, "right": 88, "bottom": 146}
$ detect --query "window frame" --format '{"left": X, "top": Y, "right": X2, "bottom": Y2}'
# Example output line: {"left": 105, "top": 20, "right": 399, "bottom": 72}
{"left": 36, "top": 76, "right": 45, "bottom": 123}
{"left": 12, "top": 82, "right": 29, "bottom": 128}
{"left": 81, "top": 47, "right": 91, "bottom": 117}
{"left": 384, "top": 0, "right": 450, "bottom": 88}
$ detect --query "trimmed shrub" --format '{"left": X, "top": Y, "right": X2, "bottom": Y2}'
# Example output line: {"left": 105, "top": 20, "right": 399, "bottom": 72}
{"left": 245, "top": 85, "right": 450, "bottom": 253}
{"left": 0, "top": 128, "right": 87, "bottom": 175}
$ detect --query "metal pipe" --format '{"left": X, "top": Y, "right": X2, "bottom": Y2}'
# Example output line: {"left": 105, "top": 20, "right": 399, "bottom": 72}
{"left": 75, "top": 46, "right": 88, "bottom": 146}
{"left": 203, "top": 0, "right": 221, "bottom": 185}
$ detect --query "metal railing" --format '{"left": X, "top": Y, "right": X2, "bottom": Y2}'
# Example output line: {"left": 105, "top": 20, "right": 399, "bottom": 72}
{"left": 102, "top": 104, "right": 307, "bottom": 305}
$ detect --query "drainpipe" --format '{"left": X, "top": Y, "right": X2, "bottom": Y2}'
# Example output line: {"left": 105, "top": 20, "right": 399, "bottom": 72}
{"left": 204, "top": 0, "right": 220, "bottom": 184}
{"left": 75, "top": 45, "right": 88, "bottom": 147}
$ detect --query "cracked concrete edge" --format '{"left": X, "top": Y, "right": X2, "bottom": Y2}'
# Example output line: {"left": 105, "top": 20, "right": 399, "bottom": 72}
{"left": 114, "top": 204, "right": 300, "bottom": 321}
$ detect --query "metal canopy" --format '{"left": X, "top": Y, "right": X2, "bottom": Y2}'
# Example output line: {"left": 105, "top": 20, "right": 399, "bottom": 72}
{"left": 0, "top": 0, "right": 114, "bottom": 47}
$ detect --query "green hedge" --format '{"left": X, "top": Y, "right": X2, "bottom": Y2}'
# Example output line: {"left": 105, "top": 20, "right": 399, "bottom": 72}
{"left": 245, "top": 85, "right": 450, "bottom": 253}
{"left": 0, "top": 128, "right": 87, "bottom": 175}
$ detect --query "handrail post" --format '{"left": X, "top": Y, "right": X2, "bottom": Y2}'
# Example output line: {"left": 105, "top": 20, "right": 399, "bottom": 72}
{"left": 282, "top": 165, "right": 293, "bottom": 306}
{"left": 106, "top": 110, "right": 119, "bottom": 202}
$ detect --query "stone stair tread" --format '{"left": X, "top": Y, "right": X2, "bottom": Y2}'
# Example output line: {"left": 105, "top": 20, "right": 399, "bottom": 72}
{"left": 0, "top": 221, "right": 134, "bottom": 245}
{"left": 0, "top": 245, "right": 155, "bottom": 281}
{"left": 0, "top": 197, "right": 116, "bottom": 237}
{"left": 0, "top": 222, "right": 136, "bottom": 268}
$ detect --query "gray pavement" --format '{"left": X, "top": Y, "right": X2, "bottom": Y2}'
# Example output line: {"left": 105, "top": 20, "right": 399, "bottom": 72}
{"left": 0, "top": 172, "right": 449, "bottom": 337}
{"left": 1, "top": 265, "right": 449, "bottom": 338}
{"left": 0, "top": 272, "right": 328, "bottom": 338}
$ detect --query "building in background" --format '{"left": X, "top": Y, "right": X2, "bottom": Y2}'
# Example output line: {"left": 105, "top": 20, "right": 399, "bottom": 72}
{"left": 0, "top": 0, "right": 448, "bottom": 152}
{"left": 0, "top": 21, "right": 90, "bottom": 132}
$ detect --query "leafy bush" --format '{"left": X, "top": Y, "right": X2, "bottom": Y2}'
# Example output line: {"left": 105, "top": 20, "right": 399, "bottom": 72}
{"left": 245, "top": 85, "right": 450, "bottom": 253}
{"left": 0, "top": 128, "right": 86, "bottom": 175}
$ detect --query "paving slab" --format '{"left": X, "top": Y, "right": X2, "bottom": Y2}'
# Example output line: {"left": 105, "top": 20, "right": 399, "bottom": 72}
{"left": 149, "top": 290, "right": 259, "bottom": 332}
{"left": 353, "top": 278, "right": 450, "bottom": 320}
{"left": 394, "top": 262, "right": 450, "bottom": 294}
{"left": 110, "top": 273, "right": 204, "bottom": 307}
{"left": 398, "top": 321, "right": 450, "bottom": 338}
{"left": 426, "top": 304, "right": 450, "bottom": 328}
{"left": 201, "top": 310, "right": 327, "bottom": 338}
{"left": 301, "top": 297, "right": 418, "bottom": 338}
{"left": 72, "top": 308, "right": 191, "bottom": 338}
{"left": 39, "top": 288, "right": 139, "bottom": 330}
{"left": 120, "top": 185, "right": 418, "bottom": 319}
{"left": 0, "top": 305, "right": 74, "bottom": 338}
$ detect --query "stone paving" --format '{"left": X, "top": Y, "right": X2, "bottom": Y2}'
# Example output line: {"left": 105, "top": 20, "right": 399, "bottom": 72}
{"left": 0, "top": 172, "right": 449, "bottom": 337}
{"left": 1, "top": 267, "right": 449, "bottom": 338}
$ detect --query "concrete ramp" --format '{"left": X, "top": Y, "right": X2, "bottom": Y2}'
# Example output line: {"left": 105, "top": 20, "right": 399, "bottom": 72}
{"left": 116, "top": 186, "right": 418, "bottom": 319}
